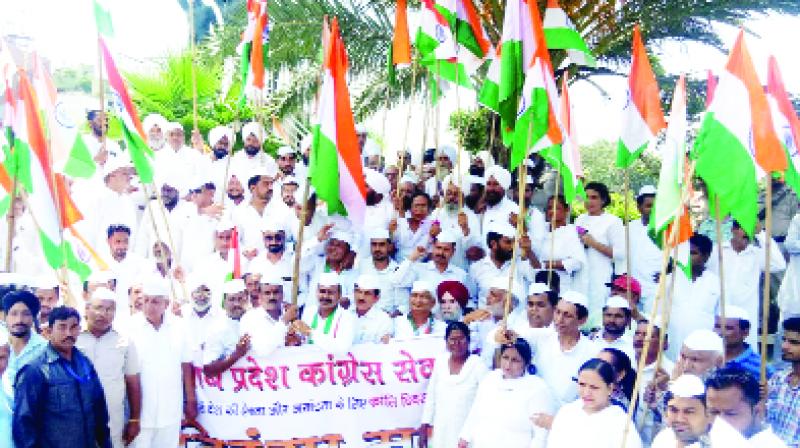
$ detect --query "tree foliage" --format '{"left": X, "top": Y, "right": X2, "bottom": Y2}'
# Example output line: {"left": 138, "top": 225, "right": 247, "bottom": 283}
{"left": 579, "top": 140, "right": 660, "bottom": 193}
{"left": 52, "top": 65, "right": 94, "bottom": 94}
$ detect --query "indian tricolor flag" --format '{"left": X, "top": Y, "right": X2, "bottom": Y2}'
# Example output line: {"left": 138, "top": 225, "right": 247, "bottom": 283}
{"left": 616, "top": 25, "right": 665, "bottom": 169}
{"left": 511, "top": 0, "right": 561, "bottom": 170}
{"left": 240, "top": 0, "right": 269, "bottom": 98}
{"left": 416, "top": 0, "right": 470, "bottom": 88}
{"left": 543, "top": 0, "right": 596, "bottom": 67}
{"left": 650, "top": 74, "right": 692, "bottom": 277}
{"left": 478, "top": 0, "right": 538, "bottom": 146}
{"left": 766, "top": 56, "right": 800, "bottom": 199}
{"left": 540, "top": 73, "right": 584, "bottom": 204}
{"left": 99, "top": 39, "right": 155, "bottom": 184}
{"left": 17, "top": 74, "right": 91, "bottom": 280}
{"left": 387, "top": 0, "right": 411, "bottom": 85}
{"left": 310, "top": 18, "right": 367, "bottom": 228}
{"left": 449, "top": 0, "right": 492, "bottom": 76}
{"left": 691, "top": 30, "right": 787, "bottom": 236}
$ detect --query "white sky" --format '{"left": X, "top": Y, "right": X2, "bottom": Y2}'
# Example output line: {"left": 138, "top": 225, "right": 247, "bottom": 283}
{"left": 3, "top": 0, "right": 799, "bottom": 151}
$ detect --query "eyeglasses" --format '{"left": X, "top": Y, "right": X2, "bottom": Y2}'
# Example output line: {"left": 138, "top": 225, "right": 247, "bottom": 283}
{"left": 263, "top": 234, "right": 285, "bottom": 241}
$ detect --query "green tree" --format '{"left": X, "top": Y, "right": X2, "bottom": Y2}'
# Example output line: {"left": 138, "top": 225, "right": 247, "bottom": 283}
{"left": 579, "top": 140, "right": 660, "bottom": 193}
{"left": 52, "top": 65, "right": 94, "bottom": 94}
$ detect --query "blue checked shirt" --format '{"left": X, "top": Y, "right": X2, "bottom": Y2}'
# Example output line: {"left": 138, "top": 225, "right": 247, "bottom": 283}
{"left": 767, "top": 368, "right": 800, "bottom": 447}
{"left": 725, "top": 343, "right": 775, "bottom": 381}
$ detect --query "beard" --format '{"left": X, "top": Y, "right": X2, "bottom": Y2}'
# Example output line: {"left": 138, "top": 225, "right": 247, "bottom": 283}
{"left": 366, "top": 190, "right": 381, "bottom": 206}
{"left": 494, "top": 247, "right": 513, "bottom": 263}
{"left": 485, "top": 190, "right": 503, "bottom": 206}
{"left": 267, "top": 244, "right": 285, "bottom": 254}
{"left": 244, "top": 146, "right": 261, "bottom": 156}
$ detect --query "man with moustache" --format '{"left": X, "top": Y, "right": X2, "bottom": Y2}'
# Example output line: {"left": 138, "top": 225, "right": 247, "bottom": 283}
{"left": 3, "top": 290, "right": 47, "bottom": 393}
{"left": 351, "top": 275, "right": 394, "bottom": 344}
{"left": 239, "top": 274, "right": 296, "bottom": 356}
{"left": 469, "top": 223, "right": 534, "bottom": 309}
{"left": 591, "top": 295, "right": 635, "bottom": 361}
{"left": 478, "top": 166, "right": 517, "bottom": 247}
{"left": 633, "top": 316, "right": 673, "bottom": 445}
{"left": 13, "top": 306, "right": 112, "bottom": 448}
{"left": 767, "top": 317, "right": 800, "bottom": 447}
{"left": 394, "top": 230, "right": 475, "bottom": 302}
{"left": 357, "top": 229, "right": 405, "bottom": 315}
{"left": 32, "top": 277, "right": 60, "bottom": 330}
{"left": 230, "top": 122, "right": 276, "bottom": 184}
{"left": 202, "top": 280, "right": 252, "bottom": 376}
{"left": 105, "top": 224, "right": 150, "bottom": 318}
{"left": 77, "top": 288, "right": 142, "bottom": 448}
{"left": 430, "top": 174, "right": 482, "bottom": 269}
{"left": 135, "top": 182, "right": 190, "bottom": 258}
{"left": 247, "top": 220, "right": 294, "bottom": 281}
{"left": 204, "top": 125, "right": 235, "bottom": 189}
{"left": 292, "top": 273, "right": 356, "bottom": 353}
{"left": 180, "top": 276, "right": 222, "bottom": 365}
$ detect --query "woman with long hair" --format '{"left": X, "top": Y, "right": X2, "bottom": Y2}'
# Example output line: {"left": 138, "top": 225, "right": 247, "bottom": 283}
{"left": 546, "top": 358, "right": 642, "bottom": 448}
{"left": 598, "top": 347, "right": 637, "bottom": 411}
{"left": 458, "top": 338, "right": 555, "bottom": 448}
{"left": 418, "top": 322, "right": 488, "bottom": 448}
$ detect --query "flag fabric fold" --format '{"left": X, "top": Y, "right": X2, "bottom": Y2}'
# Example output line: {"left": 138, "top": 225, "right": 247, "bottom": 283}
{"left": 766, "top": 56, "right": 800, "bottom": 199}
{"left": 542, "top": 0, "right": 596, "bottom": 67}
{"left": 310, "top": 18, "right": 368, "bottom": 229}
{"left": 540, "top": 73, "right": 584, "bottom": 204}
{"left": 239, "top": 0, "right": 270, "bottom": 98}
{"left": 616, "top": 25, "right": 666, "bottom": 169}
{"left": 691, "top": 30, "right": 786, "bottom": 236}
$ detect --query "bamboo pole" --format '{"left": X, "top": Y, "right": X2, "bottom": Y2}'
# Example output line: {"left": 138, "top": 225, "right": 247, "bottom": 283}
{"left": 760, "top": 180, "right": 773, "bottom": 384}
{"left": 5, "top": 150, "right": 18, "bottom": 270}
{"left": 547, "top": 168, "right": 561, "bottom": 289}
{"left": 417, "top": 73, "right": 430, "bottom": 180}
{"left": 624, "top": 169, "right": 633, "bottom": 304}
{"left": 503, "top": 161, "right": 526, "bottom": 326}
{"left": 714, "top": 196, "right": 726, "bottom": 321}
{"left": 141, "top": 183, "right": 180, "bottom": 303}
{"left": 290, "top": 180, "right": 311, "bottom": 306}
{"left": 454, "top": 65, "right": 464, "bottom": 210}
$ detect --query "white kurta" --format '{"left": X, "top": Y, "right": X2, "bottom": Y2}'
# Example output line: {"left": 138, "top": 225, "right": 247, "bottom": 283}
{"left": 430, "top": 206, "right": 482, "bottom": 270}
{"left": 352, "top": 307, "right": 394, "bottom": 344}
{"left": 651, "top": 417, "right": 749, "bottom": 448}
{"left": 356, "top": 258, "right": 407, "bottom": 314}
{"left": 300, "top": 305, "right": 357, "bottom": 353}
{"left": 707, "top": 233, "right": 786, "bottom": 347}
{"left": 534, "top": 223, "right": 588, "bottom": 295}
{"left": 547, "top": 399, "right": 642, "bottom": 448}
{"left": 629, "top": 219, "right": 662, "bottom": 312}
{"left": 459, "top": 370, "right": 555, "bottom": 448}
{"left": 392, "top": 315, "right": 447, "bottom": 340}
{"left": 393, "top": 217, "right": 434, "bottom": 261}
{"left": 420, "top": 355, "right": 488, "bottom": 448}
{"left": 574, "top": 212, "right": 626, "bottom": 319}
{"left": 238, "top": 308, "right": 287, "bottom": 357}
{"left": 777, "top": 213, "right": 800, "bottom": 316}
{"left": 665, "top": 268, "right": 721, "bottom": 361}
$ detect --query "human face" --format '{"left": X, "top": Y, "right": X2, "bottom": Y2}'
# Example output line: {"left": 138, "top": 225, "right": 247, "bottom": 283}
{"left": 108, "top": 231, "right": 129, "bottom": 262}
{"left": 446, "top": 328, "right": 469, "bottom": 358}
{"left": 546, "top": 197, "right": 568, "bottom": 225}
{"left": 553, "top": 300, "right": 585, "bottom": 336}
{"left": 370, "top": 238, "right": 390, "bottom": 262}
{"left": 444, "top": 184, "right": 461, "bottom": 207}
{"left": 263, "top": 231, "right": 286, "bottom": 254}
{"left": 278, "top": 154, "right": 296, "bottom": 175}
{"left": 680, "top": 346, "right": 721, "bottom": 376}
{"left": 36, "top": 288, "right": 59, "bottom": 323}
{"left": 325, "top": 238, "right": 349, "bottom": 264}
{"left": 250, "top": 175, "right": 274, "bottom": 202}
{"left": 689, "top": 244, "right": 708, "bottom": 272}
{"left": 49, "top": 316, "right": 81, "bottom": 356}
{"left": 633, "top": 321, "right": 663, "bottom": 363}
{"left": 167, "top": 128, "right": 184, "bottom": 149}
{"left": 438, "top": 292, "right": 462, "bottom": 321}
{"left": 317, "top": 285, "right": 341, "bottom": 313}
{"left": 260, "top": 284, "right": 284, "bottom": 314}
{"left": 431, "top": 242, "right": 454, "bottom": 266}
{"left": 142, "top": 295, "right": 169, "bottom": 323}
{"left": 409, "top": 291, "right": 435, "bottom": 315}
{"left": 244, "top": 135, "right": 261, "bottom": 154}
{"left": 666, "top": 397, "right": 711, "bottom": 444}
{"left": 0, "top": 345, "right": 9, "bottom": 376}
{"left": 86, "top": 299, "right": 115, "bottom": 335}
{"left": 354, "top": 287, "right": 379, "bottom": 314}
{"left": 215, "top": 229, "right": 233, "bottom": 253}
{"left": 714, "top": 317, "right": 747, "bottom": 350}
{"left": 198, "top": 185, "right": 215, "bottom": 208}
{"left": 491, "top": 236, "right": 515, "bottom": 263}
{"left": 227, "top": 177, "right": 244, "bottom": 200}
{"left": 527, "top": 294, "right": 554, "bottom": 328}
{"left": 224, "top": 292, "right": 248, "bottom": 320}
{"left": 213, "top": 135, "right": 230, "bottom": 153}
{"left": 385, "top": 167, "right": 399, "bottom": 189}
{"left": 585, "top": 188, "right": 605, "bottom": 215}
{"left": 484, "top": 177, "right": 505, "bottom": 206}
{"left": 602, "top": 307, "right": 629, "bottom": 337}
{"left": 436, "top": 153, "right": 453, "bottom": 171}
{"left": 578, "top": 369, "right": 613, "bottom": 413}
{"left": 706, "top": 386, "right": 761, "bottom": 438}
{"left": 638, "top": 196, "right": 655, "bottom": 220}
{"left": 129, "top": 285, "right": 144, "bottom": 313}
{"left": 281, "top": 183, "right": 298, "bottom": 207}
{"left": 148, "top": 124, "right": 163, "bottom": 145}
{"left": 780, "top": 330, "right": 800, "bottom": 363}
{"left": 105, "top": 168, "right": 132, "bottom": 192}
{"left": 485, "top": 288, "right": 507, "bottom": 319}
{"left": 161, "top": 184, "right": 179, "bottom": 208}
{"left": 191, "top": 286, "right": 212, "bottom": 310}
{"left": 410, "top": 196, "right": 430, "bottom": 221}
{"left": 499, "top": 346, "right": 525, "bottom": 379}
{"left": 6, "top": 302, "right": 34, "bottom": 338}
{"left": 245, "top": 274, "right": 261, "bottom": 302}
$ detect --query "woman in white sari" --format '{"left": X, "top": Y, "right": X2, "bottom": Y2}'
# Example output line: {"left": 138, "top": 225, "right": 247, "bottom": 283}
{"left": 418, "top": 321, "right": 488, "bottom": 448}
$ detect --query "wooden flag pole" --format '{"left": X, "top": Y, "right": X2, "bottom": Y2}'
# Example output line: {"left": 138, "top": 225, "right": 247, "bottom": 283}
{"left": 503, "top": 161, "right": 527, "bottom": 326}
{"left": 454, "top": 66, "right": 464, "bottom": 210}
{"left": 5, "top": 150, "right": 18, "bottom": 270}
{"left": 188, "top": 0, "right": 199, "bottom": 132}
{"left": 624, "top": 169, "right": 633, "bottom": 304}
{"left": 417, "top": 74, "right": 430, "bottom": 180}
{"left": 290, "top": 180, "right": 312, "bottom": 306}
{"left": 760, "top": 180, "right": 774, "bottom": 385}
{"left": 141, "top": 183, "right": 180, "bottom": 303}
{"left": 547, "top": 167, "right": 561, "bottom": 289}
{"left": 714, "top": 196, "right": 727, "bottom": 321}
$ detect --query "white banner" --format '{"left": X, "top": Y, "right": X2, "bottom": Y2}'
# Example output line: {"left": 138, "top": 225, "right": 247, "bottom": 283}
{"left": 185, "top": 337, "right": 444, "bottom": 447}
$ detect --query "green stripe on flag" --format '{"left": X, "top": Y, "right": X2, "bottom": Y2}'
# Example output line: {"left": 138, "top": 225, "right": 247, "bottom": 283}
{"left": 93, "top": 0, "right": 114, "bottom": 37}
{"left": 511, "top": 87, "right": 550, "bottom": 170}
{"left": 62, "top": 133, "right": 95, "bottom": 179}
{"left": 118, "top": 119, "right": 154, "bottom": 184}
{"left": 7, "top": 139, "right": 33, "bottom": 193}
{"left": 64, "top": 240, "right": 92, "bottom": 282}
{"left": 310, "top": 126, "right": 346, "bottom": 217}
{"left": 478, "top": 79, "right": 499, "bottom": 112}
{"left": 616, "top": 141, "right": 647, "bottom": 169}
{"left": 0, "top": 195, "right": 10, "bottom": 218}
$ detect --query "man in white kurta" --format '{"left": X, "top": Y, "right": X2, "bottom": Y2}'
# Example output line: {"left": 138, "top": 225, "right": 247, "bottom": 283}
{"left": 229, "top": 122, "right": 278, "bottom": 186}
{"left": 478, "top": 166, "right": 517, "bottom": 248}
{"left": 239, "top": 274, "right": 292, "bottom": 357}
{"left": 629, "top": 186, "right": 662, "bottom": 313}
{"left": 591, "top": 295, "right": 636, "bottom": 361}
{"left": 429, "top": 174, "right": 482, "bottom": 270}
{"left": 293, "top": 272, "right": 356, "bottom": 353}
{"left": 393, "top": 231, "right": 476, "bottom": 302}
{"left": 179, "top": 276, "right": 224, "bottom": 365}
{"left": 129, "top": 278, "right": 196, "bottom": 448}
{"left": 202, "top": 280, "right": 251, "bottom": 376}
{"left": 356, "top": 229, "right": 406, "bottom": 315}
{"left": 469, "top": 222, "right": 534, "bottom": 308}
{"left": 152, "top": 122, "right": 205, "bottom": 192}
{"left": 351, "top": 275, "right": 394, "bottom": 344}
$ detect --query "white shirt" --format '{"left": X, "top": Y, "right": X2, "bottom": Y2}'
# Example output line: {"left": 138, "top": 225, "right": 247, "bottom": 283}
{"left": 459, "top": 370, "right": 555, "bottom": 448}
{"left": 352, "top": 307, "right": 394, "bottom": 344}
{"left": 300, "top": 305, "right": 357, "bottom": 353}
{"left": 665, "top": 268, "right": 721, "bottom": 360}
{"left": 393, "top": 314, "right": 447, "bottom": 340}
{"left": 430, "top": 206, "right": 482, "bottom": 269}
{"left": 534, "top": 223, "right": 588, "bottom": 295}
{"left": 469, "top": 256, "right": 534, "bottom": 308}
{"left": 393, "top": 259, "right": 476, "bottom": 302}
{"left": 629, "top": 218, "right": 662, "bottom": 312}
{"left": 393, "top": 217, "right": 435, "bottom": 261}
{"left": 574, "top": 212, "right": 626, "bottom": 315}
{"left": 356, "top": 258, "right": 406, "bottom": 314}
{"left": 747, "top": 426, "right": 788, "bottom": 447}
{"left": 421, "top": 354, "right": 488, "bottom": 448}
{"left": 634, "top": 357, "right": 676, "bottom": 444}
{"left": 203, "top": 316, "right": 241, "bottom": 365}
{"left": 547, "top": 399, "right": 642, "bottom": 448}
{"left": 651, "top": 417, "right": 749, "bottom": 448}
{"left": 129, "top": 313, "right": 192, "bottom": 428}
{"left": 481, "top": 197, "right": 518, "bottom": 246}
{"left": 238, "top": 307, "right": 287, "bottom": 357}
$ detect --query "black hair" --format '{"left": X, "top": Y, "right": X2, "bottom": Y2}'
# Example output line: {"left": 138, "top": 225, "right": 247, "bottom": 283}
{"left": 546, "top": 194, "right": 569, "bottom": 211}
{"left": 534, "top": 270, "right": 560, "bottom": 294}
{"left": 248, "top": 174, "right": 262, "bottom": 189}
{"left": 579, "top": 358, "right": 617, "bottom": 386}
{"left": 572, "top": 302, "right": 589, "bottom": 320}
{"left": 636, "top": 318, "right": 665, "bottom": 341}
{"left": 705, "top": 366, "right": 760, "bottom": 407}
{"left": 783, "top": 317, "right": 800, "bottom": 333}
{"left": 500, "top": 338, "right": 536, "bottom": 375}
{"left": 532, "top": 290, "right": 559, "bottom": 308}
{"left": 636, "top": 193, "right": 656, "bottom": 207}
{"left": 445, "top": 321, "right": 470, "bottom": 343}
{"left": 600, "top": 348, "right": 637, "bottom": 401}
{"left": 410, "top": 191, "right": 433, "bottom": 209}
{"left": 690, "top": 233, "right": 713, "bottom": 256}
{"left": 584, "top": 182, "right": 611, "bottom": 208}
{"left": 2, "top": 290, "right": 41, "bottom": 315}
{"left": 48, "top": 306, "right": 81, "bottom": 328}
{"left": 486, "top": 231, "right": 502, "bottom": 249}
{"left": 603, "top": 305, "right": 633, "bottom": 320}
{"left": 107, "top": 224, "right": 131, "bottom": 238}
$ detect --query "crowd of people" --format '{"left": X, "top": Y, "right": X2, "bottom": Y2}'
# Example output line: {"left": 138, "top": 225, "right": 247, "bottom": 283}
{"left": 0, "top": 112, "right": 799, "bottom": 447}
